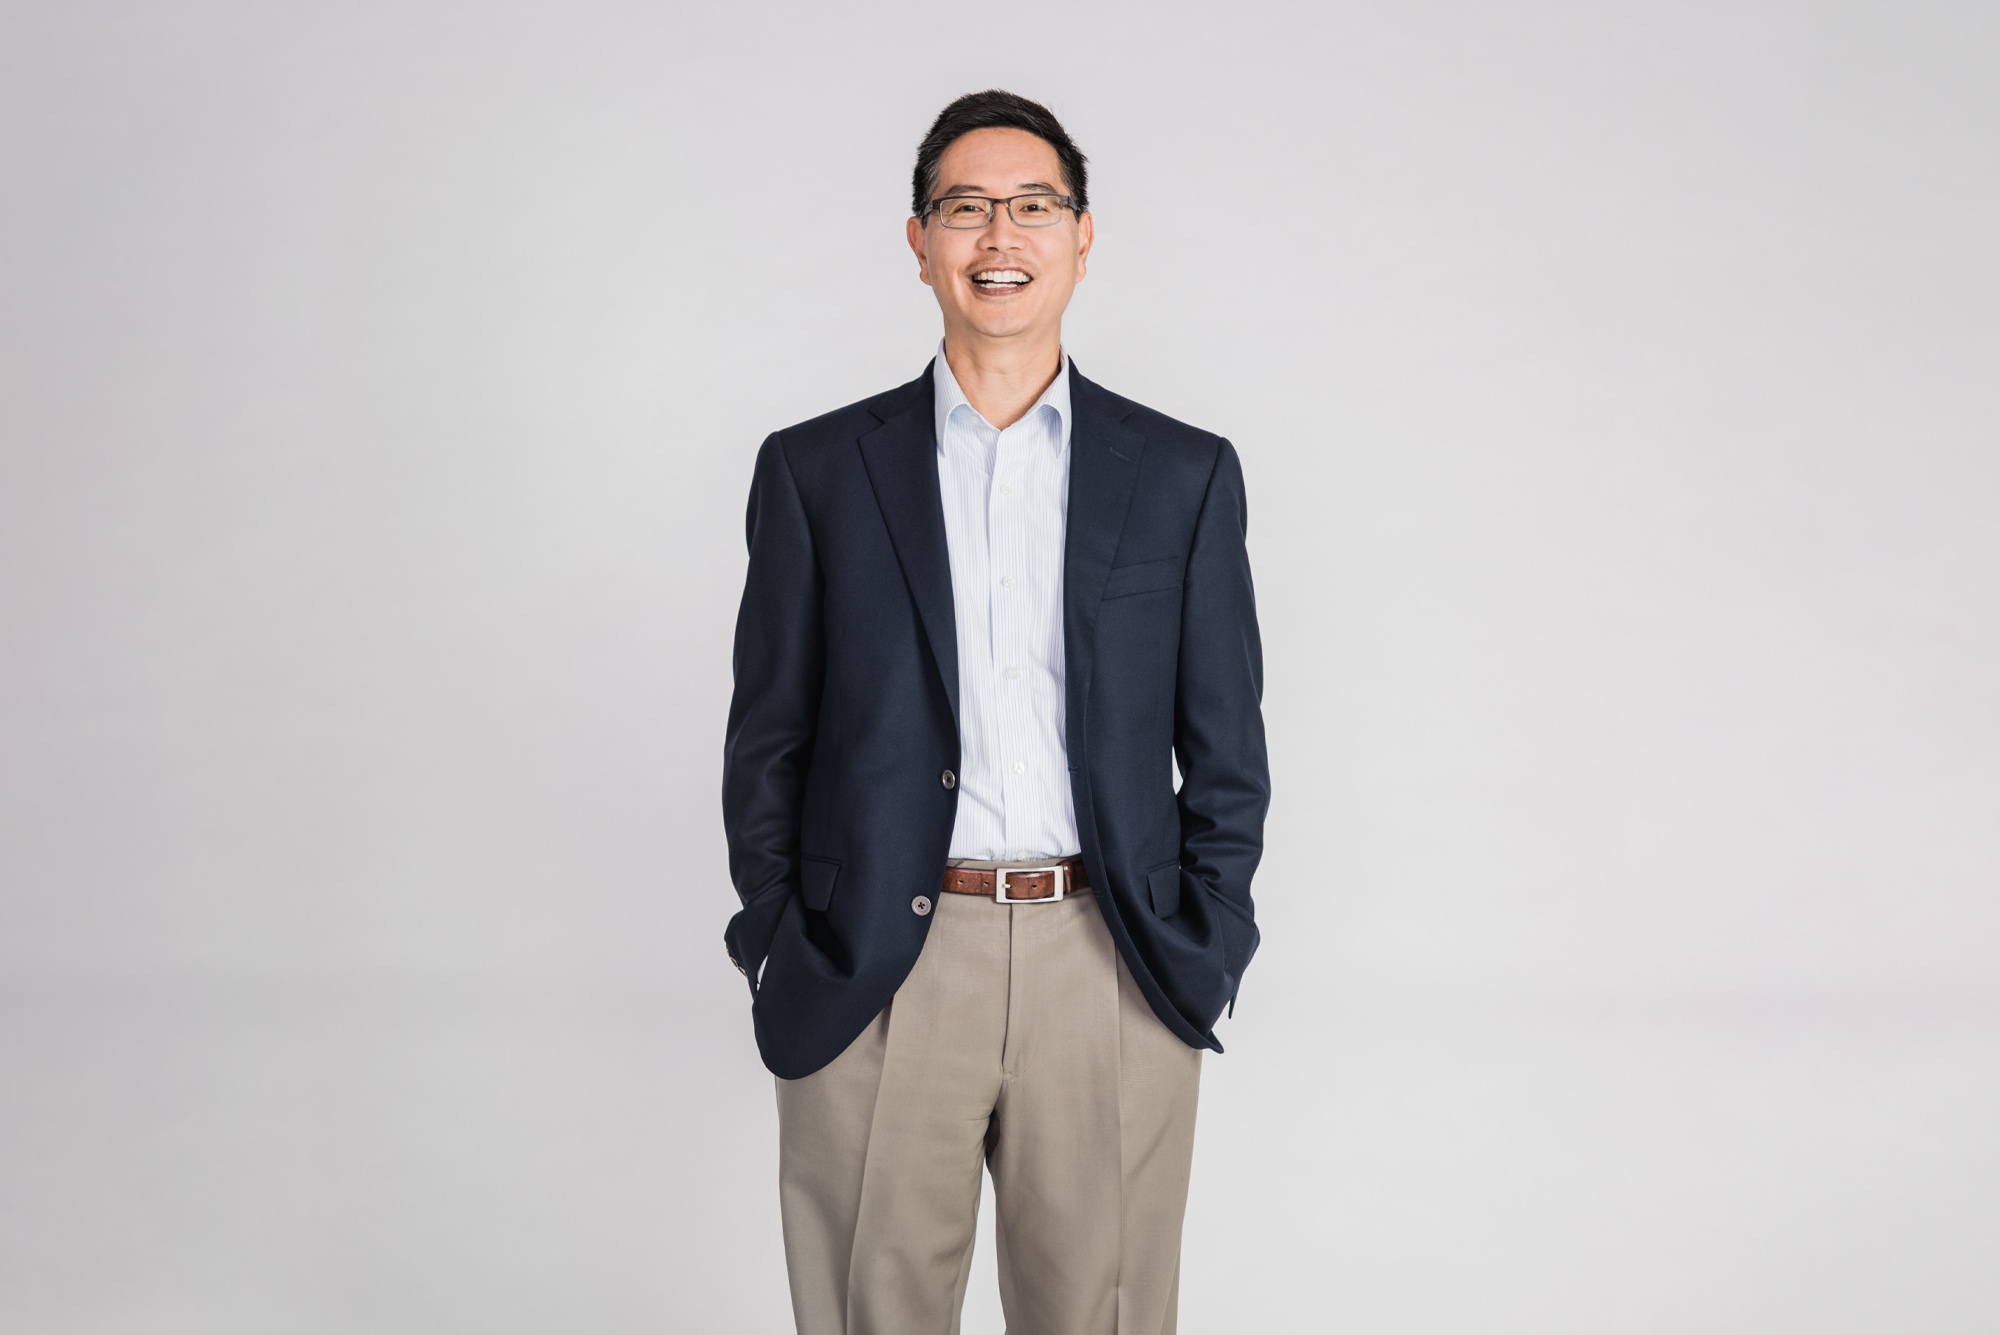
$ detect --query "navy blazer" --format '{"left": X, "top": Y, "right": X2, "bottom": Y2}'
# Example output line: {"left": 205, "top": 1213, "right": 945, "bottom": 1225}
{"left": 723, "top": 363, "right": 1268, "bottom": 1079}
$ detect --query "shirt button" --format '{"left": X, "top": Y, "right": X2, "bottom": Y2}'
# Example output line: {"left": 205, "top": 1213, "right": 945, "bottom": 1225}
{"left": 1007, "top": 667, "right": 1022, "bottom": 680}
{"left": 1000, "top": 483, "right": 1013, "bottom": 495}
{"left": 1001, "top": 576, "right": 1016, "bottom": 589}
{"left": 941, "top": 770, "right": 956, "bottom": 790}
{"left": 912, "top": 895, "right": 933, "bottom": 916}
{"left": 1012, "top": 761, "right": 1026, "bottom": 775}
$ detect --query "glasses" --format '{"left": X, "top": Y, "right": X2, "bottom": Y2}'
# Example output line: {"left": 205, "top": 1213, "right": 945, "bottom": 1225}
{"left": 919, "top": 193, "right": 1077, "bottom": 228}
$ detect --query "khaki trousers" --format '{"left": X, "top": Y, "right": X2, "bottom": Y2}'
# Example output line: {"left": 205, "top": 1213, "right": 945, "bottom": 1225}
{"left": 776, "top": 884, "right": 1203, "bottom": 1335}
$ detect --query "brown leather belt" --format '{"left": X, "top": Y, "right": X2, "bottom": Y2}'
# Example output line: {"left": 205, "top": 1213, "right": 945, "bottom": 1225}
{"left": 941, "top": 856, "right": 1089, "bottom": 902}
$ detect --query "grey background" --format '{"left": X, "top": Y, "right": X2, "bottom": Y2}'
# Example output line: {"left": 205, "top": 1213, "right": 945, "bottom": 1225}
{"left": 3, "top": 1, "right": 1996, "bottom": 1330}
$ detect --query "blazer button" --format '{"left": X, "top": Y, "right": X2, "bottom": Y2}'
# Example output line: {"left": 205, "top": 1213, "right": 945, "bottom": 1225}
{"left": 912, "top": 895, "right": 933, "bottom": 916}
{"left": 941, "top": 769, "right": 956, "bottom": 790}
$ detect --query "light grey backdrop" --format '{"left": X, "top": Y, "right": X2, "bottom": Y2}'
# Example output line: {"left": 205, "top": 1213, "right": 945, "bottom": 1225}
{"left": 3, "top": 1, "right": 1996, "bottom": 1331}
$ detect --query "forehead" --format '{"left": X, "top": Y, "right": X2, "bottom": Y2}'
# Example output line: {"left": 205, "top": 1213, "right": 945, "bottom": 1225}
{"left": 934, "top": 127, "right": 1065, "bottom": 192}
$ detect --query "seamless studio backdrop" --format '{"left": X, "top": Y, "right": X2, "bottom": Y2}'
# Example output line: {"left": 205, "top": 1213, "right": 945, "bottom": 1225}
{"left": 3, "top": 2, "right": 1997, "bottom": 1331}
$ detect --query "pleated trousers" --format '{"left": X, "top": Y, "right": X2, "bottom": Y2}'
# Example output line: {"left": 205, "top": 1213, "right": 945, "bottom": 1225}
{"left": 775, "top": 884, "right": 1203, "bottom": 1335}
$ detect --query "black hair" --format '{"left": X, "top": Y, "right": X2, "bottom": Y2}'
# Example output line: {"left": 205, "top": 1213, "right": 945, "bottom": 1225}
{"left": 911, "top": 89, "right": 1089, "bottom": 219}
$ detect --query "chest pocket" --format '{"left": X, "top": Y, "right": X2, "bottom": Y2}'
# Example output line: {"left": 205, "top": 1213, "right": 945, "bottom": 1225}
{"left": 1101, "top": 555, "right": 1184, "bottom": 600}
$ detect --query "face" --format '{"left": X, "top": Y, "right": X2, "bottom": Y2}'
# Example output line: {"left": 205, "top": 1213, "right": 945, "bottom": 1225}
{"left": 906, "top": 127, "right": 1093, "bottom": 348}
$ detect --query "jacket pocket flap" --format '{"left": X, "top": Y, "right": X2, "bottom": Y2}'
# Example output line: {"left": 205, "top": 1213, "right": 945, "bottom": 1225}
{"left": 801, "top": 857, "right": 840, "bottom": 912}
{"left": 1102, "top": 555, "right": 1184, "bottom": 600}
{"left": 1146, "top": 862, "right": 1182, "bottom": 917}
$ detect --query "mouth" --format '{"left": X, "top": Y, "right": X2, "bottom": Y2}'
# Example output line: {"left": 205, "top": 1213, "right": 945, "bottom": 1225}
{"left": 970, "top": 268, "right": 1033, "bottom": 294}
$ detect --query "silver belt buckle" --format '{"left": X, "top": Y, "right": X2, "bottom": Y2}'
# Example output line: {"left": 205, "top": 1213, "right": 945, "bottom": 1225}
{"left": 995, "top": 863, "right": 1066, "bottom": 904}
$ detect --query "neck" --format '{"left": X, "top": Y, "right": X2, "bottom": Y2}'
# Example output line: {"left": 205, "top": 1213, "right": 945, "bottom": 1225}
{"left": 941, "top": 328, "right": 1063, "bottom": 429}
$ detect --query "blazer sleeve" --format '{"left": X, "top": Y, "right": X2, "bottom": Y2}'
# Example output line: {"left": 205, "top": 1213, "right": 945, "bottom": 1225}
{"left": 721, "top": 432, "right": 824, "bottom": 993}
{"left": 1173, "top": 438, "right": 1270, "bottom": 1007}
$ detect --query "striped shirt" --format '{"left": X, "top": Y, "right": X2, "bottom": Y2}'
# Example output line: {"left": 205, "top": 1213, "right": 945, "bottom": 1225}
{"left": 933, "top": 344, "right": 1081, "bottom": 861}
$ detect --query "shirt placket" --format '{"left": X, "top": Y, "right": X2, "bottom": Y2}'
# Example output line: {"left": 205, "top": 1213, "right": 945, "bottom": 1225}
{"left": 961, "top": 415, "right": 1000, "bottom": 855}
{"left": 991, "top": 418, "right": 1033, "bottom": 860}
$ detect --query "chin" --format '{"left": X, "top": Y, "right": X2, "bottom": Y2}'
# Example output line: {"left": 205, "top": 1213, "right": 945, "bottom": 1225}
{"left": 962, "top": 308, "right": 1042, "bottom": 340}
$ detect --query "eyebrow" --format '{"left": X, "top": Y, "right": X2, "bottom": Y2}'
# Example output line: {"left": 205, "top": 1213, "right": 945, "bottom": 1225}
{"left": 937, "top": 181, "right": 1063, "bottom": 197}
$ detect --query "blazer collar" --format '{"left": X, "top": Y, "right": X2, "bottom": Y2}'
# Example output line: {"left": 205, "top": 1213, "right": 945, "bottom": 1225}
{"left": 856, "top": 368, "right": 961, "bottom": 733}
{"left": 1062, "top": 365, "right": 1147, "bottom": 731}
{"left": 851, "top": 360, "right": 1148, "bottom": 755}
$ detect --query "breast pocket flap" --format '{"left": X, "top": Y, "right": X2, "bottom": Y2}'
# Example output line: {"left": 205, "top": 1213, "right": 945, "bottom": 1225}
{"left": 1102, "top": 555, "right": 1185, "bottom": 600}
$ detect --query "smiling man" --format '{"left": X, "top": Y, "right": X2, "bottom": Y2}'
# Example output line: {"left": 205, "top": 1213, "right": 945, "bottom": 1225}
{"left": 723, "top": 89, "right": 1268, "bottom": 1335}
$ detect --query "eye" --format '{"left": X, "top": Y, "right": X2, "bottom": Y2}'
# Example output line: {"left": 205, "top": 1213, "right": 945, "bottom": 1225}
{"left": 1017, "top": 199, "right": 1051, "bottom": 214}
{"left": 946, "top": 200, "right": 984, "bottom": 214}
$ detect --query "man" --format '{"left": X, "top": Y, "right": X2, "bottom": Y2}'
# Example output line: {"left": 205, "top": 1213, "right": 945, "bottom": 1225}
{"left": 722, "top": 89, "right": 1268, "bottom": 1335}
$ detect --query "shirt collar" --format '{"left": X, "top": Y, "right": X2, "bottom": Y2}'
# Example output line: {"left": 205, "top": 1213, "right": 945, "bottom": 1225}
{"left": 932, "top": 341, "right": 1072, "bottom": 458}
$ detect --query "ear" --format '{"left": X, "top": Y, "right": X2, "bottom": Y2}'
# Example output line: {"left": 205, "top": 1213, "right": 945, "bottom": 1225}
{"left": 1074, "top": 211, "right": 1093, "bottom": 281}
{"left": 906, "top": 215, "right": 932, "bottom": 286}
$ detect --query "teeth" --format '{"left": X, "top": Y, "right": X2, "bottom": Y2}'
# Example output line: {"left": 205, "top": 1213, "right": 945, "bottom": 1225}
{"left": 975, "top": 270, "right": 1029, "bottom": 284}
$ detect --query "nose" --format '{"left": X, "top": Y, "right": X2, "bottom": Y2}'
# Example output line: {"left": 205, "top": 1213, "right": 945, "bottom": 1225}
{"left": 982, "top": 206, "right": 1028, "bottom": 247}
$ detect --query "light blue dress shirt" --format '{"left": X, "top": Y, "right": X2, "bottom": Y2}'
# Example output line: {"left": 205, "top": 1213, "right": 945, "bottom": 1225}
{"left": 932, "top": 344, "right": 1082, "bottom": 861}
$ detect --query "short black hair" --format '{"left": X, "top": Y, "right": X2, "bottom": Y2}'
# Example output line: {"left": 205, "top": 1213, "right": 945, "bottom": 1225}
{"left": 912, "top": 89, "right": 1089, "bottom": 219}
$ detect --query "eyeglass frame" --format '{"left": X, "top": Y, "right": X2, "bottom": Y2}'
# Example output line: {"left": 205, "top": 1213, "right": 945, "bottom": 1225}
{"left": 917, "top": 193, "right": 1081, "bottom": 228}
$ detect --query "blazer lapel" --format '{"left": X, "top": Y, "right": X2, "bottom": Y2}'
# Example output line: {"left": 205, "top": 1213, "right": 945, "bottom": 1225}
{"left": 858, "top": 370, "right": 961, "bottom": 732}
{"left": 1063, "top": 367, "right": 1147, "bottom": 734}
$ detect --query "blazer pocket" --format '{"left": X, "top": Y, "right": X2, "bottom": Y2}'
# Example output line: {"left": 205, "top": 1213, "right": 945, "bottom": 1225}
{"left": 1101, "top": 555, "right": 1185, "bottom": 601}
{"left": 801, "top": 857, "right": 840, "bottom": 912}
{"left": 1146, "top": 861, "right": 1182, "bottom": 918}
